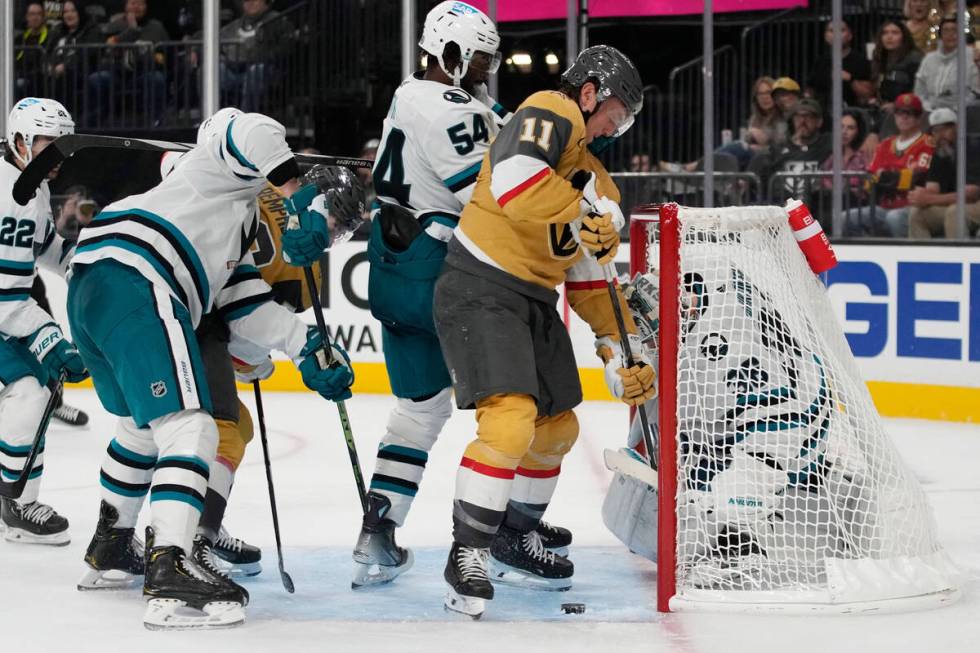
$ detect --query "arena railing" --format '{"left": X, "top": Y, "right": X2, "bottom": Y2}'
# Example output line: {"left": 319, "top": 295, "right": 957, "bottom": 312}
{"left": 666, "top": 45, "right": 738, "bottom": 163}
{"left": 599, "top": 85, "right": 664, "bottom": 172}
{"left": 611, "top": 171, "right": 762, "bottom": 225}
{"left": 767, "top": 170, "right": 876, "bottom": 237}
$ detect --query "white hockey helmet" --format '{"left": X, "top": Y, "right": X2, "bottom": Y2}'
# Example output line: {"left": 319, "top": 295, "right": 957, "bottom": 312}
{"left": 6, "top": 97, "right": 74, "bottom": 166}
{"left": 197, "top": 107, "right": 243, "bottom": 145}
{"left": 418, "top": 1, "right": 501, "bottom": 85}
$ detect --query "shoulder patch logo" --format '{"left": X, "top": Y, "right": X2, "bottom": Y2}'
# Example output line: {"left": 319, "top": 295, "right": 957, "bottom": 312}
{"left": 443, "top": 89, "right": 472, "bottom": 104}
{"left": 150, "top": 381, "right": 168, "bottom": 398}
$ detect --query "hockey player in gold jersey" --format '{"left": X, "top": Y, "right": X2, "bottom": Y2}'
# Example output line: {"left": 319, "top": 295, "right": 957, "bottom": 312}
{"left": 434, "top": 46, "right": 654, "bottom": 618}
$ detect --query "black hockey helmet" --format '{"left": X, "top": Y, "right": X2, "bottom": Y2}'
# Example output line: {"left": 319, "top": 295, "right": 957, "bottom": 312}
{"left": 562, "top": 45, "right": 643, "bottom": 133}
{"left": 302, "top": 164, "right": 366, "bottom": 245}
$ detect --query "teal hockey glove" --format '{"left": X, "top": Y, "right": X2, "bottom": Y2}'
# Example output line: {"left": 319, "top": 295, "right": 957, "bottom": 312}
{"left": 296, "top": 327, "right": 354, "bottom": 401}
{"left": 25, "top": 324, "right": 88, "bottom": 383}
{"left": 282, "top": 184, "right": 331, "bottom": 267}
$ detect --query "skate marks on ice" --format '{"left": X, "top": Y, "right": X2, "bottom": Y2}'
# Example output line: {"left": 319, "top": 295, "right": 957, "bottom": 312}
{"left": 243, "top": 546, "right": 656, "bottom": 623}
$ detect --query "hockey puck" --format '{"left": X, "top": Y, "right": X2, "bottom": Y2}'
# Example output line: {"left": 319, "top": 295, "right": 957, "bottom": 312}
{"left": 561, "top": 603, "right": 586, "bottom": 614}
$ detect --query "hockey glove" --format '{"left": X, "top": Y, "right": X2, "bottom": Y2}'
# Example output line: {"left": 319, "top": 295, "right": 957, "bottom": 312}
{"left": 232, "top": 355, "right": 275, "bottom": 384}
{"left": 282, "top": 183, "right": 331, "bottom": 267}
{"left": 597, "top": 335, "right": 656, "bottom": 407}
{"left": 572, "top": 171, "right": 625, "bottom": 265}
{"left": 25, "top": 324, "right": 88, "bottom": 384}
{"left": 295, "top": 327, "right": 354, "bottom": 401}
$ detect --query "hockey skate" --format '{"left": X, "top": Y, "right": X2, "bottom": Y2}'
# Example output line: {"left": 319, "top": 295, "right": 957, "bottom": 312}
{"left": 78, "top": 501, "right": 144, "bottom": 590}
{"left": 352, "top": 492, "right": 414, "bottom": 589}
{"left": 687, "top": 524, "right": 771, "bottom": 591}
{"left": 535, "top": 520, "right": 572, "bottom": 557}
{"left": 51, "top": 390, "right": 89, "bottom": 428}
{"left": 489, "top": 525, "right": 573, "bottom": 591}
{"left": 212, "top": 526, "right": 262, "bottom": 577}
{"left": 143, "top": 527, "right": 247, "bottom": 630}
{"left": 444, "top": 541, "right": 493, "bottom": 620}
{"left": 192, "top": 535, "right": 252, "bottom": 602}
{"left": 1, "top": 497, "right": 70, "bottom": 546}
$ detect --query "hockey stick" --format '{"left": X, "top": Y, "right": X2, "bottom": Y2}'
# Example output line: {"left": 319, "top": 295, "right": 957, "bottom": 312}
{"left": 252, "top": 380, "right": 295, "bottom": 594}
{"left": 600, "top": 261, "right": 658, "bottom": 470}
{"left": 0, "top": 375, "right": 64, "bottom": 499}
{"left": 302, "top": 267, "right": 369, "bottom": 514}
{"left": 12, "top": 133, "right": 374, "bottom": 205}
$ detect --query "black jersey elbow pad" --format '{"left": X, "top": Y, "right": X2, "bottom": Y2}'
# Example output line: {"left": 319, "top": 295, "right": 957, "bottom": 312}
{"left": 267, "top": 158, "right": 300, "bottom": 187}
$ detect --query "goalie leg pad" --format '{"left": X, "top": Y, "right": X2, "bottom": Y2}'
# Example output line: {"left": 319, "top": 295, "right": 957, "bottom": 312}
{"left": 370, "top": 387, "right": 452, "bottom": 526}
{"left": 601, "top": 468, "right": 659, "bottom": 562}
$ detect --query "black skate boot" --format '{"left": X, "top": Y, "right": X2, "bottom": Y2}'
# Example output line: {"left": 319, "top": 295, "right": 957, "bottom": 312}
{"left": 212, "top": 526, "right": 262, "bottom": 577}
{"left": 1, "top": 497, "right": 70, "bottom": 546}
{"left": 51, "top": 390, "right": 89, "bottom": 428}
{"left": 489, "top": 524, "right": 574, "bottom": 591}
{"left": 143, "top": 527, "right": 247, "bottom": 630}
{"left": 191, "top": 534, "right": 251, "bottom": 605}
{"left": 535, "top": 520, "right": 572, "bottom": 555}
{"left": 689, "top": 524, "right": 770, "bottom": 590}
{"left": 352, "top": 492, "right": 413, "bottom": 589}
{"left": 444, "top": 540, "right": 493, "bottom": 619}
{"left": 78, "top": 501, "right": 144, "bottom": 590}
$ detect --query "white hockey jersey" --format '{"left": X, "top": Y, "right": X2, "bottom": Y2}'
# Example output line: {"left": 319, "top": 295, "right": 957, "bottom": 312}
{"left": 372, "top": 73, "right": 509, "bottom": 241}
{"left": 72, "top": 111, "right": 308, "bottom": 360}
{"left": 0, "top": 157, "right": 72, "bottom": 339}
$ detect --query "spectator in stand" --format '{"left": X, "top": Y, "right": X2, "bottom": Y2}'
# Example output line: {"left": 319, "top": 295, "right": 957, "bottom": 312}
{"left": 661, "top": 76, "right": 786, "bottom": 173}
{"left": 48, "top": 1, "right": 103, "bottom": 107}
{"left": 843, "top": 93, "right": 934, "bottom": 237}
{"left": 219, "top": 0, "right": 294, "bottom": 112}
{"left": 630, "top": 152, "right": 652, "bottom": 172}
{"left": 872, "top": 20, "right": 924, "bottom": 113}
{"left": 812, "top": 109, "right": 870, "bottom": 228}
{"left": 905, "top": 0, "right": 938, "bottom": 52}
{"left": 748, "top": 98, "right": 832, "bottom": 199}
{"left": 15, "top": 2, "right": 50, "bottom": 98}
{"left": 86, "top": 0, "right": 169, "bottom": 125}
{"left": 915, "top": 15, "right": 980, "bottom": 112}
{"left": 771, "top": 76, "right": 801, "bottom": 116}
{"left": 806, "top": 20, "right": 874, "bottom": 110}
{"left": 907, "top": 108, "right": 980, "bottom": 237}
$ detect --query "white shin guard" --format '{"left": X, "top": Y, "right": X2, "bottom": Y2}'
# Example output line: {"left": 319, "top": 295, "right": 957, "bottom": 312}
{"left": 0, "top": 377, "right": 51, "bottom": 504}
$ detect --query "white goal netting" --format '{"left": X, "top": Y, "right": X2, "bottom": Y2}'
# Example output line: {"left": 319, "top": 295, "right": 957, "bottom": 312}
{"left": 633, "top": 204, "right": 959, "bottom": 613}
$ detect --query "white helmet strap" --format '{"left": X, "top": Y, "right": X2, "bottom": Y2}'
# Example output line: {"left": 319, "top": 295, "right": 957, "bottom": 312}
{"left": 11, "top": 132, "right": 33, "bottom": 167}
{"left": 438, "top": 51, "right": 468, "bottom": 87}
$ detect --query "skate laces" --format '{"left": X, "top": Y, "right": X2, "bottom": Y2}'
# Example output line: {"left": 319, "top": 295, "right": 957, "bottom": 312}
{"left": 521, "top": 530, "right": 556, "bottom": 564}
{"left": 54, "top": 404, "right": 80, "bottom": 421}
{"left": 457, "top": 546, "right": 490, "bottom": 581}
{"left": 194, "top": 538, "right": 228, "bottom": 578}
{"left": 186, "top": 544, "right": 224, "bottom": 584}
{"left": 538, "top": 520, "right": 557, "bottom": 536}
{"left": 20, "top": 502, "right": 56, "bottom": 524}
{"left": 216, "top": 527, "right": 244, "bottom": 553}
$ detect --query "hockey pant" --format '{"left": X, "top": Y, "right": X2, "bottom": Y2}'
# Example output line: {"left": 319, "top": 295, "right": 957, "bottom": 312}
{"left": 0, "top": 377, "right": 51, "bottom": 504}
{"left": 98, "top": 411, "right": 217, "bottom": 552}
{"left": 452, "top": 393, "right": 579, "bottom": 548}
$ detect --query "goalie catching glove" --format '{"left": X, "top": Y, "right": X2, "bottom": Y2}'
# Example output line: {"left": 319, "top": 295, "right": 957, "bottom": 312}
{"left": 572, "top": 170, "right": 624, "bottom": 265}
{"left": 596, "top": 334, "right": 656, "bottom": 406}
{"left": 294, "top": 327, "right": 354, "bottom": 402}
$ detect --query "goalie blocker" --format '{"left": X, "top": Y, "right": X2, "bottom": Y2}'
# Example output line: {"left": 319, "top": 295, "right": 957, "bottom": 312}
{"left": 602, "top": 203, "right": 959, "bottom": 615}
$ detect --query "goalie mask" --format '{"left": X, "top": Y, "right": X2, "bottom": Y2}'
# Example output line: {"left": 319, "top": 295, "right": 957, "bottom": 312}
{"left": 6, "top": 97, "right": 74, "bottom": 166}
{"left": 419, "top": 1, "right": 501, "bottom": 87}
{"left": 562, "top": 45, "right": 643, "bottom": 138}
{"left": 302, "top": 164, "right": 366, "bottom": 246}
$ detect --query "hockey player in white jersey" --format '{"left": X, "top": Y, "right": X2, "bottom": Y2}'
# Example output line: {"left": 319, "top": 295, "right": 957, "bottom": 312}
{"left": 67, "top": 107, "right": 354, "bottom": 629}
{"left": 349, "top": 0, "right": 569, "bottom": 589}
{"left": 0, "top": 98, "right": 87, "bottom": 546}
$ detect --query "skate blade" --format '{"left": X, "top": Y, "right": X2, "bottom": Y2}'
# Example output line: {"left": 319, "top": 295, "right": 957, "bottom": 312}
{"left": 351, "top": 549, "right": 414, "bottom": 589}
{"left": 3, "top": 527, "right": 70, "bottom": 546}
{"left": 443, "top": 588, "right": 486, "bottom": 620}
{"left": 143, "top": 599, "right": 245, "bottom": 631}
{"left": 489, "top": 559, "right": 572, "bottom": 592}
{"left": 77, "top": 566, "right": 141, "bottom": 591}
{"left": 211, "top": 556, "right": 263, "bottom": 578}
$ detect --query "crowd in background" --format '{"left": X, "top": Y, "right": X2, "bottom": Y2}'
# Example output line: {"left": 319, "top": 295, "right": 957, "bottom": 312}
{"left": 13, "top": 0, "right": 300, "bottom": 126}
{"left": 652, "top": 1, "right": 980, "bottom": 239}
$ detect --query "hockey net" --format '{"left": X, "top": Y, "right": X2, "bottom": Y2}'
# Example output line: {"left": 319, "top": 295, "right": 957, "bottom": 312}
{"left": 630, "top": 203, "right": 959, "bottom": 613}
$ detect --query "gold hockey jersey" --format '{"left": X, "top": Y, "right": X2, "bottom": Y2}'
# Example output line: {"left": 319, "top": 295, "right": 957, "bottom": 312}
{"left": 454, "top": 90, "right": 635, "bottom": 341}
{"left": 252, "top": 183, "right": 319, "bottom": 313}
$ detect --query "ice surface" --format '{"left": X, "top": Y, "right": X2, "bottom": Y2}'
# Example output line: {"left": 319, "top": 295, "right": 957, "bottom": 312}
{"left": 1, "top": 390, "right": 977, "bottom": 652}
